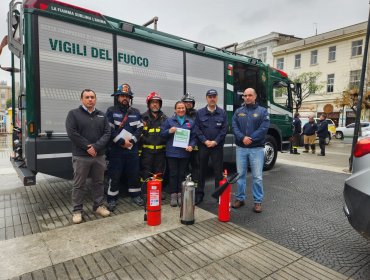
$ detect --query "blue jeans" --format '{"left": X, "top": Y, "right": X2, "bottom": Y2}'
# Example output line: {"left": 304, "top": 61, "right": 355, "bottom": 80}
{"left": 236, "top": 146, "right": 264, "bottom": 203}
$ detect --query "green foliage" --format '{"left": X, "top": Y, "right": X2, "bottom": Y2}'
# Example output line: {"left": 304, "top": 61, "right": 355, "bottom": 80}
{"left": 289, "top": 72, "right": 324, "bottom": 112}
{"left": 6, "top": 98, "right": 12, "bottom": 109}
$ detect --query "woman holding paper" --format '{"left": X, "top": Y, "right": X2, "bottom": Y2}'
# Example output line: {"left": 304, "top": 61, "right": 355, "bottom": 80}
{"left": 160, "top": 101, "right": 196, "bottom": 207}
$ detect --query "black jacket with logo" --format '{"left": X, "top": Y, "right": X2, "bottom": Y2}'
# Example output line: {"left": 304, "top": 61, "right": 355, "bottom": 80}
{"left": 66, "top": 106, "right": 111, "bottom": 156}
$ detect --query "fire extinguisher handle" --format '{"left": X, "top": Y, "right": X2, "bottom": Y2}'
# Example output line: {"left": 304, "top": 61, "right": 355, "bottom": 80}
{"left": 227, "top": 173, "right": 239, "bottom": 184}
{"left": 211, "top": 173, "right": 239, "bottom": 198}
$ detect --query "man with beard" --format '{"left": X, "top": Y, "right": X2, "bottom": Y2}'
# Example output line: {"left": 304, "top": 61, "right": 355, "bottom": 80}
{"left": 106, "top": 83, "right": 144, "bottom": 211}
{"left": 140, "top": 92, "right": 167, "bottom": 198}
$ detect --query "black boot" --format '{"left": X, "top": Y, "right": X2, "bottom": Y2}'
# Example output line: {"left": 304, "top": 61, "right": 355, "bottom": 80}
{"left": 311, "top": 144, "right": 316, "bottom": 154}
{"left": 302, "top": 144, "right": 309, "bottom": 153}
{"left": 293, "top": 148, "right": 300, "bottom": 155}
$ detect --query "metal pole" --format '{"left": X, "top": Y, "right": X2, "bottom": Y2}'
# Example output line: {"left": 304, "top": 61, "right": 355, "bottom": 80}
{"left": 143, "top": 17, "right": 158, "bottom": 30}
{"left": 349, "top": 6, "right": 370, "bottom": 171}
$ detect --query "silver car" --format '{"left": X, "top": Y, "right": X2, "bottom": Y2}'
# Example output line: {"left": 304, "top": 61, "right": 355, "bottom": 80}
{"left": 343, "top": 136, "right": 370, "bottom": 239}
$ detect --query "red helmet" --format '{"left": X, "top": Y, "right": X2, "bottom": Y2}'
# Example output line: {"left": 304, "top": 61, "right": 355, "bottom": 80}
{"left": 146, "top": 92, "right": 162, "bottom": 108}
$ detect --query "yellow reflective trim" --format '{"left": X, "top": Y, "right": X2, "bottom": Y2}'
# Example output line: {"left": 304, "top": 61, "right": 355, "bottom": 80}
{"left": 143, "top": 126, "right": 148, "bottom": 130}
{"left": 155, "top": 128, "right": 161, "bottom": 132}
{"left": 148, "top": 128, "right": 155, "bottom": 133}
{"left": 142, "top": 144, "right": 165, "bottom": 150}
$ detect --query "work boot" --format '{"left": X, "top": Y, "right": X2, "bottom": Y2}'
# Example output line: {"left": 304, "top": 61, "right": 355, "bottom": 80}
{"left": 72, "top": 212, "right": 82, "bottom": 224}
{"left": 302, "top": 144, "right": 309, "bottom": 153}
{"left": 293, "top": 148, "right": 300, "bottom": 155}
{"left": 253, "top": 203, "right": 262, "bottom": 213}
{"left": 311, "top": 144, "right": 316, "bottom": 154}
{"left": 170, "top": 193, "right": 178, "bottom": 207}
{"left": 95, "top": 205, "right": 110, "bottom": 217}
{"left": 232, "top": 200, "right": 245, "bottom": 209}
{"left": 107, "top": 200, "right": 117, "bottom": 212}
{"left": 177, "top": 192, "right": 182, "bottom": 207}
{"left": 131, "top": 196, "right": 144, "bottom": 206}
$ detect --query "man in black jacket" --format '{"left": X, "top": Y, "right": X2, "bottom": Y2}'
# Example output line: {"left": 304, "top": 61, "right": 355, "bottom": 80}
{"left": 317, "top": 114, "right": 328, "bottom": 156}
{"left": 291, "top": 112, "right": 302, "bottom": 155}
{"left": 66, "top": 89, "right": 111, "bottom": 224}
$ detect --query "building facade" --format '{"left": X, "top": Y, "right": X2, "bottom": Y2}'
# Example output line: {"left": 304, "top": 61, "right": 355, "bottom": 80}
{"left": 0, "top": 81, "right": 11, "bottom": 111}
{"left": 272, "top": 22, "right": 368, "bottom": 126}
{"left": 227, "top": 32, "right": 301, "bottom": 65}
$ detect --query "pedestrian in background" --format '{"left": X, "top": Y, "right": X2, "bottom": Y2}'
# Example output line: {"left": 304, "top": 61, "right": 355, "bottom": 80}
{"left": 160, "top": 101, "right": 196, "bottom": 207}
{"left": 195, "top": 89, "right": 227, "bottom": 205}
{"left": 317, "top": 114, "right": 328, "bottom": 156}
{"left": 66, "top": 89, "right": 111, "bottom": 224}
{"left": 106, "top": 83, "right": 144, "bottom": 211}
{"left": 231, "top": 88, "right": 270, "bottom": 213}
{"left": 291, "top": 112, "right": 302, "bottom": 155}
{"left": 302, "top": 115, "right": 318, "bottom": 154}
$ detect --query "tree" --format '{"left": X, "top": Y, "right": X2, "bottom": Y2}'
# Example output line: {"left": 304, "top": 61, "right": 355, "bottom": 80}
{"left": 335, "top": 89, "right": 370, "bottom": 123}
{"left": 6, "top": 98, "right": 11, "bottom": 109}
{"left": 290, "top": 72, "right": 324, "bottom": 113}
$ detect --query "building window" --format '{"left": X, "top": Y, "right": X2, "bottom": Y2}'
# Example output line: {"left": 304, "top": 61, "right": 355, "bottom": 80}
{"left": 246, "top": 50, "right": 254, "bottom": 57}
{"left": 310, "top": 50, "right": 318, "bottom": 65}
{"left": 352, "top": 40, "right": 363, "bottom": 57}
{"left": 328, "top": 46, "right": 336, "bottom": 61}
{"left": 257, "top": 47, "right": 267, "bottom": 63}
{"left": 294, "top": 54, "right": 301, "bottom": 68}
{"left": 349, "top": 70, "right": 361, "bottom": 89}
{"left": 276, "top": 58, "right": 284, "bottom": 70}
{"left": 327, "top": 74, "right": 335, "bottom": 93}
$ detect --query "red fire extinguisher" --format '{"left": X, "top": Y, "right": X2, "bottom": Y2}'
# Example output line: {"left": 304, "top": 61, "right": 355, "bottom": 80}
{"left": 144, "top": 174, "right": 162, "bottom": 226}
{"left": 218, "top": 169, "right": 231, "bottom": 222}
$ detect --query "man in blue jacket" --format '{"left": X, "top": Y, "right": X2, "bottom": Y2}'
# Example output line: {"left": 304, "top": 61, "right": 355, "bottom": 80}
{"left": 317, "top": 114, "right": 328, "bottom": 156}
{"left": 106, "top": 83, "right": 144, "bottom": 210}
{"left": 232, "top": 88, "right": 270, "bottom": 213}
{"left": 195, "top": 89, "right": 227, "bottom": 205}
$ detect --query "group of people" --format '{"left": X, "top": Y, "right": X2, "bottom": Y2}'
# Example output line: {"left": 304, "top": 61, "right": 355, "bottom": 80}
{"left": 66, "top": 84, "right": 270, "bottom": 224}
{"left": 291, "top": 113, "right": 329, "bottom": 156}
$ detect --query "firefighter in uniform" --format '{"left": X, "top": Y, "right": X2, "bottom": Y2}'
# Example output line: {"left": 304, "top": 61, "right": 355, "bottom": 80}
{"left": 106, "top": 83, "right": 144, "bottom": 210}
{"left": 181, "top": 93, "right": 200, "bottom": 190}
{"left": 140, "top": 92, "right": 168, "bottom": 198}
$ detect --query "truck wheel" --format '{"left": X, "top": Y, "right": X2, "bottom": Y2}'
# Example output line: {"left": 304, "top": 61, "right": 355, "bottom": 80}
{"left": 264, "top": 135, "right": 278, "bottom": 171}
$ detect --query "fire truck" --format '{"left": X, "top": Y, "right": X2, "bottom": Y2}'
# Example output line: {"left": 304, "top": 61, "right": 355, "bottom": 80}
{"left": 2, "top": 0, "right": 301, "bottom": 185}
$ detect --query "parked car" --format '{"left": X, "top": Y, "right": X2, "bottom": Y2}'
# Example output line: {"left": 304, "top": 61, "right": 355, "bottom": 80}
{"left": 336, "top": 122, "right": 370, "bottom": 139}
{"left": 343, "top": 136, "right": 370, "bottom": 239}
{"left": 299, "top": 117, "right": 336, "bottom": 145}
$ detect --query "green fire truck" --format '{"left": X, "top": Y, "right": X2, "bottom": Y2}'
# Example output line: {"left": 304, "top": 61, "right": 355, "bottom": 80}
{"left": 3, "top": 0, "right": 301, "bottom": 185}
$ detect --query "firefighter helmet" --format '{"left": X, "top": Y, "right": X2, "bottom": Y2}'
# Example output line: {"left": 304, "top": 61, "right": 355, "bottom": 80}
{"left": 146, "top": 92, "right": 162, "bottom": 108}
{"left": 111, "top": 83, "right": 134, "bottom": 98}
{"left": 181, "top": 92, "right": 195, "bottom": 106}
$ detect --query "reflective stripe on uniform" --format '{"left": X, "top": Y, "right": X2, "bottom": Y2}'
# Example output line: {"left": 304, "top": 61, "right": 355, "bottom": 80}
{"left": 109, "top": 122, "right": 115, "bottom": 128}
{"left": 148, "top": 128, "right": 161, "bottom": 133}
{"left": 128, "top": 187, "right": 141, "bottom": 193}
{"left": 142, "top": 144, "right": 165, "bottom": 150}
{"left": 107, "top": 179, "right": 119, "bottom": 196}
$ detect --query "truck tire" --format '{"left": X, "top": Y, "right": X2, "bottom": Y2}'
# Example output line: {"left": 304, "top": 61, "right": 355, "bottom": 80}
{"left": 264, "top": 135, "right": 278, "bottom": 171}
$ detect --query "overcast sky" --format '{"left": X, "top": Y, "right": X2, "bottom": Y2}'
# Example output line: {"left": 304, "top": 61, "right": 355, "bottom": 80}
{"left": 0, "top": 0, "right": 368, "bottom": 83}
